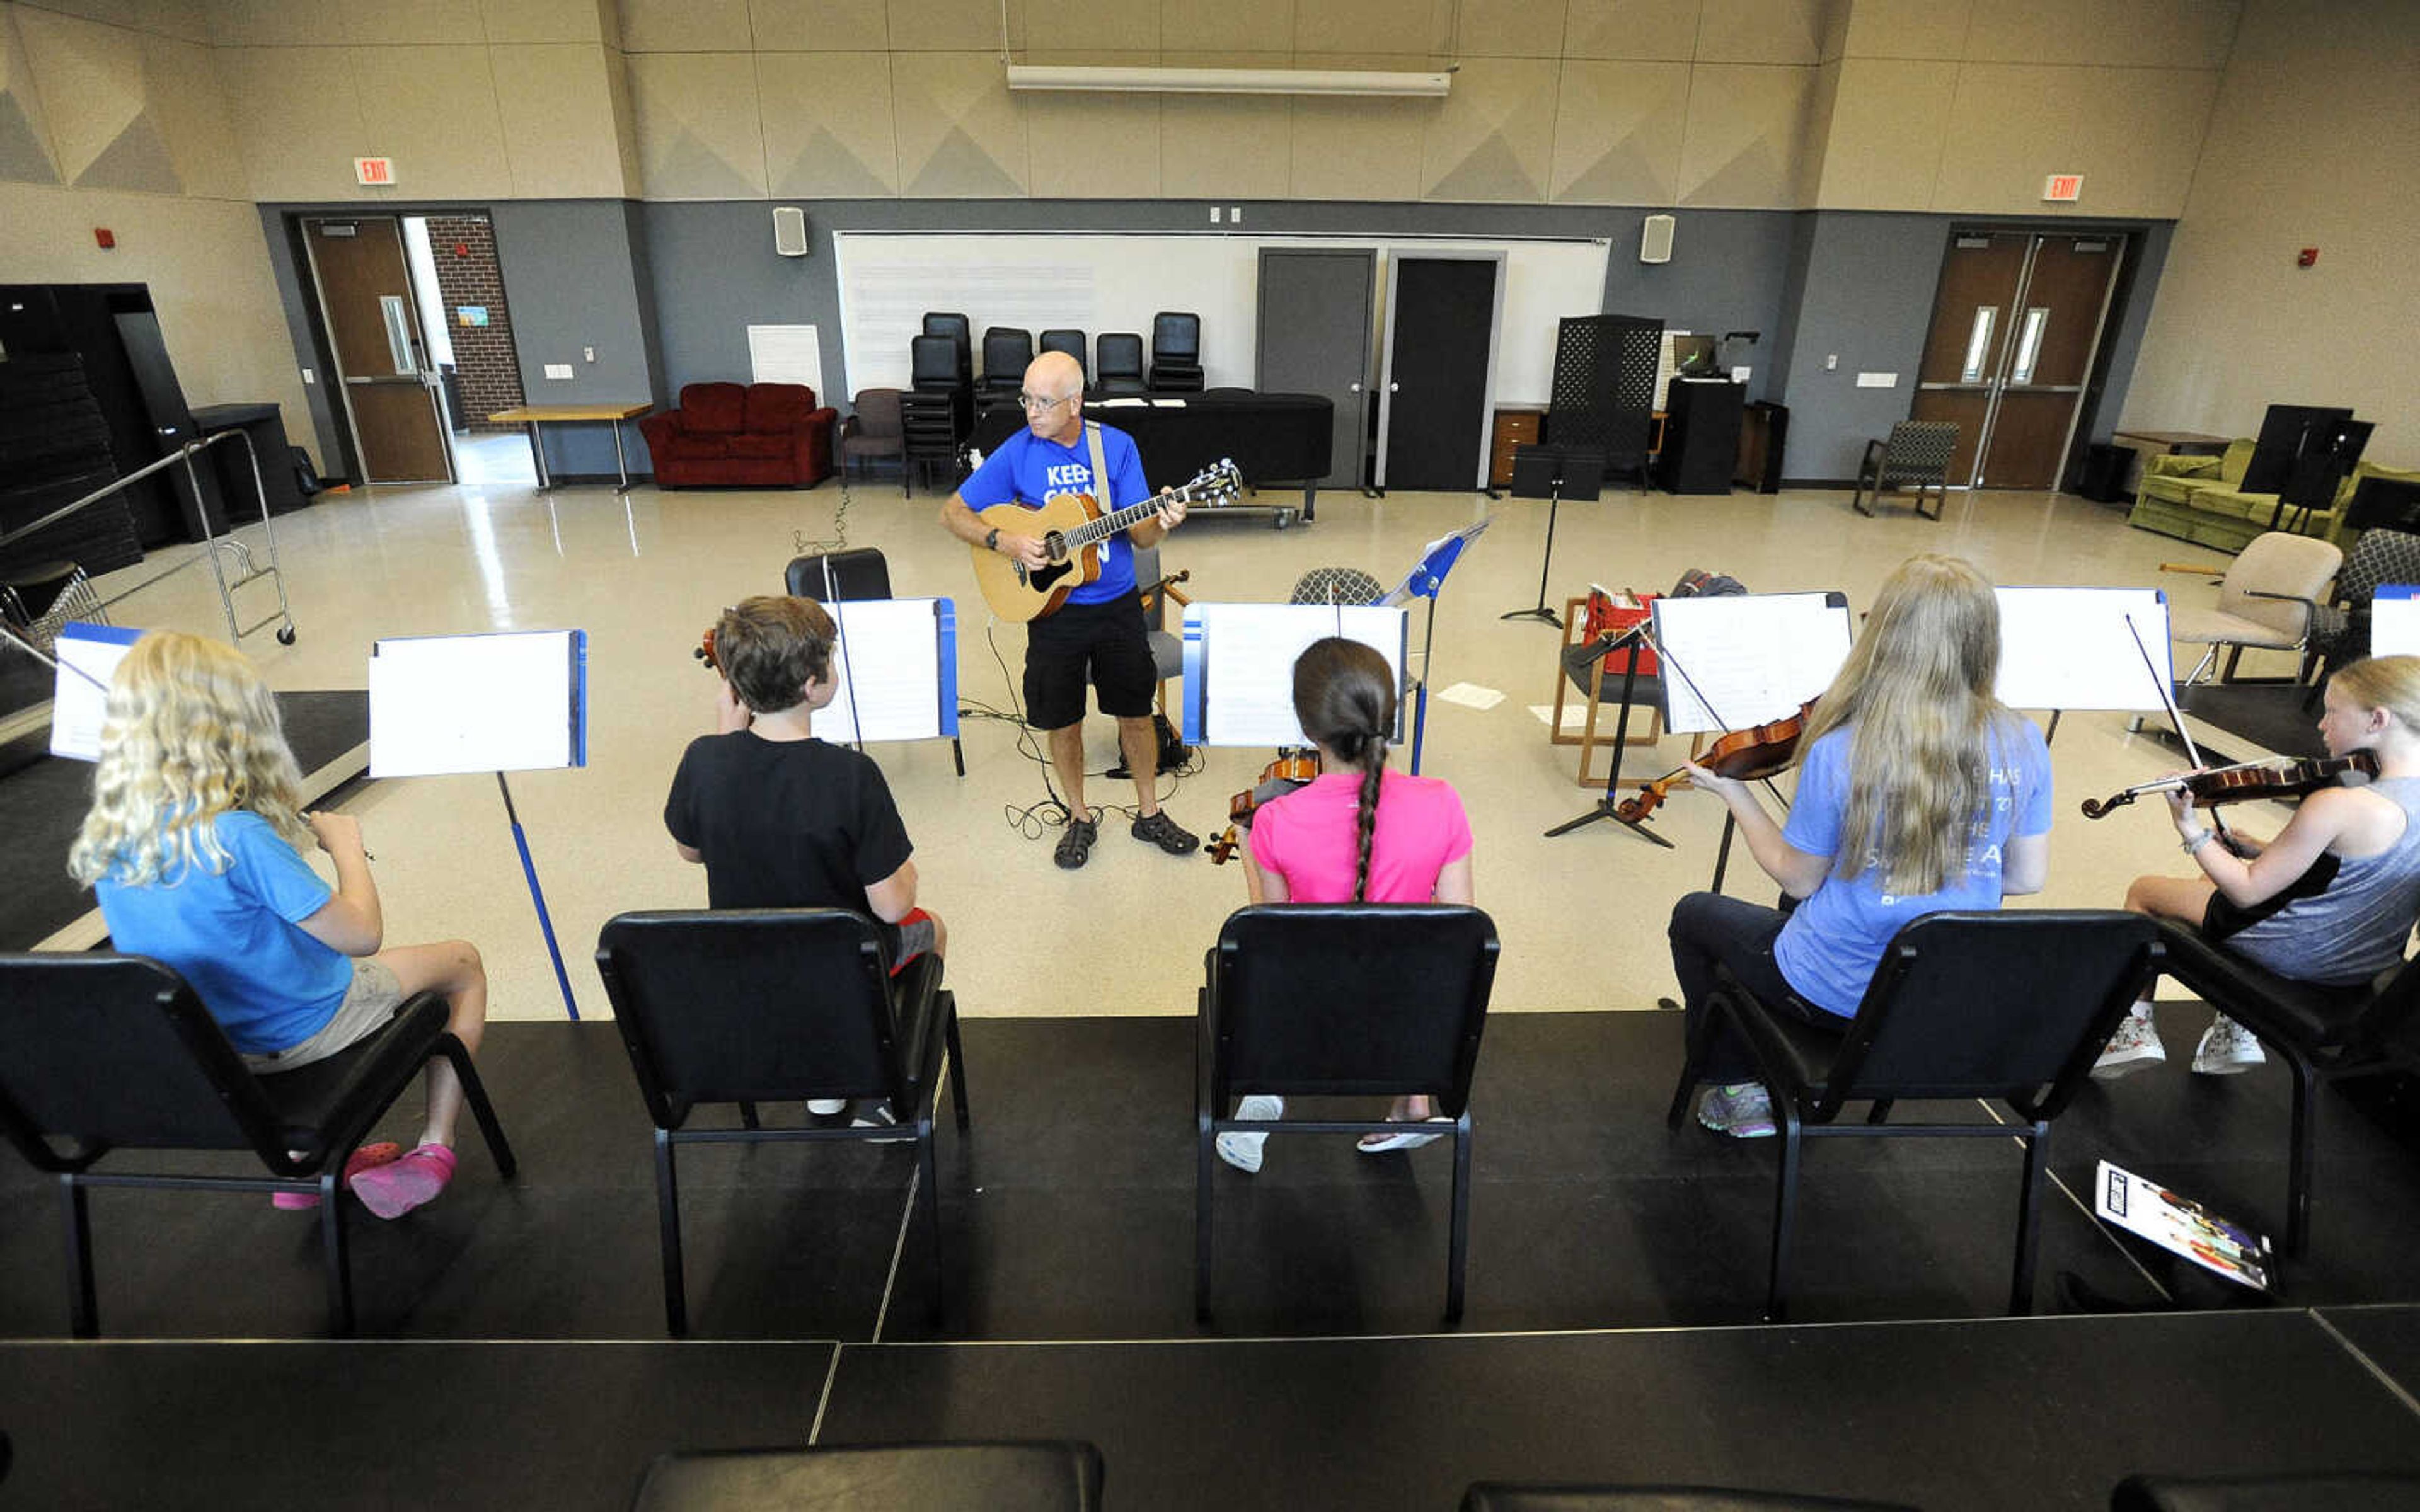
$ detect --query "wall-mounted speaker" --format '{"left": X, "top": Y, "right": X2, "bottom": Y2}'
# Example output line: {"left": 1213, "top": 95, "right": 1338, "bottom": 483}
{"left": 772, "top": 206, "right": 809, "bottom": 258}
{"left": 1640, "top": 214, "right": 1676, "bottom": 265}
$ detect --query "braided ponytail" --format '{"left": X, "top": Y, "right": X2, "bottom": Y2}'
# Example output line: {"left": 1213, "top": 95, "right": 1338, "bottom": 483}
{"left": 1291, "top": 638, "right": 1398, "bottom": 903}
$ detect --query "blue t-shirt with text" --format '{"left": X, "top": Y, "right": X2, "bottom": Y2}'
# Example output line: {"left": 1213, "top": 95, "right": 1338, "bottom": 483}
{"left": 1772, "top": 718, "right": 2054, "bottom": 1017}
{"left": 958, "top": 423, "right": 1149, "bottom": 605}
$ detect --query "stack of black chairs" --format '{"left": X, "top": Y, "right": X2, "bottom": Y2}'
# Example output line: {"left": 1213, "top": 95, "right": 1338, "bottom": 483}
{"left": 1150, "top": 312, "right": 1204, "bottom": 393}
{"left": 904, "top": 319, "right": 971, "bottom": 493}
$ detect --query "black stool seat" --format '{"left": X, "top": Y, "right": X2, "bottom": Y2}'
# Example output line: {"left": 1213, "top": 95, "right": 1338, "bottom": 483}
{"left": 633, "top": 1441, "right": 1103, "bottom": 1511}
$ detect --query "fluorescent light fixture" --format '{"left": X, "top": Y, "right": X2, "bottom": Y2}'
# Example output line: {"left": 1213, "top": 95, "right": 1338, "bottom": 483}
{"left": 1006, "top": 64, "right": 1451, "bottom": 98}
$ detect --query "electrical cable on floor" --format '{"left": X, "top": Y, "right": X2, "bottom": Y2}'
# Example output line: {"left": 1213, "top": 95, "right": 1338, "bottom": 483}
{"left": 791, "top": 471, "right": 855, "bottom": 558}
{"left": 974, "top": 619, "right": 1197, "bottom": 843}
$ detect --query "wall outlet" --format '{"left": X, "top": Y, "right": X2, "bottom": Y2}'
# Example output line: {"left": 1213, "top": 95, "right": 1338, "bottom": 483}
{"left": 544, "top": 362, "right": 574, "bottom": 381}
{"left": 583, "top": 346, "right": 595, "bottom": 362}
{"left": 1824, "top": 354, "right": 1838, "bottom": 370}
{"left": 301, "top": 368, "right": 314, "bottom": 384}
{"left": 1230, "top": 205, "right": 1242, "bottom": 222}
{"left": 1855, "top": 370, "right": 1898, "bottom": 388}
{"left": 1209, "top": 206, "right": 1221, "bottom": 224}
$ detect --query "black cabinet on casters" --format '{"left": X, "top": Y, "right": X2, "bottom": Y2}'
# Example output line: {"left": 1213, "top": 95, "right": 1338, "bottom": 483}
{"left": 1654, "top": 377, "right": 1745, "bottom": 495}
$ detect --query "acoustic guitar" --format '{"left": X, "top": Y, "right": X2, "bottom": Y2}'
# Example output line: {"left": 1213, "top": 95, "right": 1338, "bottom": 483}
{"left": 969, "top": 460, "right": 1242, "bottom": 623}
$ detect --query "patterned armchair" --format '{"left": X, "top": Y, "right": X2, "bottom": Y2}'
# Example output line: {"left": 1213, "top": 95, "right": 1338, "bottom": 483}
{"left": 1850, "top": 421, "right": 1958, "bottom": 519}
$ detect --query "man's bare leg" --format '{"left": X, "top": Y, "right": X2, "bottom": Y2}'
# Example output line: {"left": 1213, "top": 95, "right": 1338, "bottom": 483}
{"left": 1117, "top": 714, "right": 1161, "bottom": 817}
{"left": 1049, "top": 721, "right": 1090, "bottom": 822}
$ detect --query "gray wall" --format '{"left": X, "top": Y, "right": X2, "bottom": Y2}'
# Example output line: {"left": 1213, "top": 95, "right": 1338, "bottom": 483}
{"left": 490, "top": 199, "right": 662, "bottom": 476}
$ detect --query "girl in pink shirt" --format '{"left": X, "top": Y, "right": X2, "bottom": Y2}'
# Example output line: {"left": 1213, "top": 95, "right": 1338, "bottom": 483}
{"left": 1221, "top": 638, "right": 1475, "bottom": 1171}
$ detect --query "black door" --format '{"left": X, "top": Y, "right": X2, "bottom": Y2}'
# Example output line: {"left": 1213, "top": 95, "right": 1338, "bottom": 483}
{"left": 1378, "top": 255, "right": 1500, "bottom": 491}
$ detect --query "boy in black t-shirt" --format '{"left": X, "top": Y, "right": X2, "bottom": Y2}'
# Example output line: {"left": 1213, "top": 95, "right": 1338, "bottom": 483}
{"left": 664, "top": 595, "right": 945, "bottom": 994}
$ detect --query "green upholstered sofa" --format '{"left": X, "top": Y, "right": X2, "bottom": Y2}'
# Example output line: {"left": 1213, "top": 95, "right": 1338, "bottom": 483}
{"left": 2128, "top": 444, "right": 2419, "bottom": 554}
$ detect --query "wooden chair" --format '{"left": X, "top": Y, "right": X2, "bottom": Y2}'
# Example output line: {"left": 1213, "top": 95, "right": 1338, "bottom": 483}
{"left": 1552, "top": 592, "right": 1668, "bottom": 786}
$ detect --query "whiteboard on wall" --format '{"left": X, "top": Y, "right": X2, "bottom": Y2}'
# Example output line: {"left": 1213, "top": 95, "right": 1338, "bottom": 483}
{"left": 833, "top": 231, "right": 1610, "bottom": 409}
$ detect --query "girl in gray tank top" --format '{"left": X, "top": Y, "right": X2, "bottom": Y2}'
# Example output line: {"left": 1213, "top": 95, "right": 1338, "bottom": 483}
{"left": 2096, "top": 655, "right": 2420, "bottom": 1079}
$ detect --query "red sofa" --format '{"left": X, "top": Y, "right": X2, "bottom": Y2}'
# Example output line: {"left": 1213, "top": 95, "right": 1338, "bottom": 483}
{"left": 638, "top": 382, "right": 836, "bottom": 488}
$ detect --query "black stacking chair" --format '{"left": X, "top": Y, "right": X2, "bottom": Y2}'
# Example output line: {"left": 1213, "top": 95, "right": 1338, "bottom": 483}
{"left": 633, "top": 1441, "right": 1105, "bottom": 1511}
{"left": 1463, "top": 1485, "right": 1920, "bottom": 1511}
{"left": 2111, "top": 1470, "right": 2420, "bottom": 1510}
{"left": 1197, "top": 905, "right": 1499, "bottom": 1322}
{"left": 595, "top": 910, "right": 968, "bottom": 1336}
{"left": 980, "top": 328, "right": 1034, "bottom": 398}
{"left": 1666, "top": 911, "right": 2162, "bottom": 1321}
{"left": 785, "top": 546, "right": 892, "bottom": 602}
{"left": 921, "top": 311, "right": 973, "bottom": 386}
{"left": 1095, "top": 332, "right": 1147, "bottom": 397}
{"left": 2143, "top": 921, "right": 2420, "bottom": 1257}
{"left": 0, "top": 952, "right": 515, "bottom": 1337}
{"left": 1150, "top": 311, "right": 1204, "bottom": 393}
{"left": 1039, "top": 328, "right": 1087, "bottom": 382}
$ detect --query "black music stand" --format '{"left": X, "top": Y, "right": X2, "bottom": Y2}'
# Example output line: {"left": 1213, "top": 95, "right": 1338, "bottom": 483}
{"left": 1541, "top": 619, "right": 1671, "bottom": 847}
{"left": 1500, "top": 445, "right": 1604, "bottom": 628}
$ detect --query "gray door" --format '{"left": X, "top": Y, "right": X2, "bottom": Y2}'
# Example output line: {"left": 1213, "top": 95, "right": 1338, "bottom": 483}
{"left": 1256, "top": 247, "right": 1375, "bottom": 490}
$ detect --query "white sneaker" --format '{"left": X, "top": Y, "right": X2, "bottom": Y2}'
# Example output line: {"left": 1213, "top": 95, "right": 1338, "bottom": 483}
{"left": 807, "top": 1099, "right": 846, "bottom": 1116}
{"left": 1214, "top": 1094, "right": 1284, "bottom": 1174}
{"left": 2192, "top": 1016, "right": 2267, "bottom": 1075}
{"left": 2092, "top": 1010, "right": 2166, "bottom": 1079}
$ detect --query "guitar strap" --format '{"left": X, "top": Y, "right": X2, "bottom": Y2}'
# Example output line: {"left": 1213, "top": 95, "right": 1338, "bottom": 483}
{"left": 1084, "top": 421, "right": 1112, "bottom": 513}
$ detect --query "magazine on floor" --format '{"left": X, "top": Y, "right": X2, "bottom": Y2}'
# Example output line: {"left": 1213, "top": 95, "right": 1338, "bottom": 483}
{"left": 2094, "top": 1159, "right": 2274, "bottom": 1292}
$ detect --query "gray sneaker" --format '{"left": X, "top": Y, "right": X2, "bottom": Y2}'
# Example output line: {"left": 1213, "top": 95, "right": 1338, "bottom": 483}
{"left": 2191, "top": 1016, "right": 2266, "bottom": 1075}
{"left": 1215, "top": 1094, "right": 1284, "bottom": 1173}
{"left": 2094, "top": 1010, "right": 2166, "bottom": 1079}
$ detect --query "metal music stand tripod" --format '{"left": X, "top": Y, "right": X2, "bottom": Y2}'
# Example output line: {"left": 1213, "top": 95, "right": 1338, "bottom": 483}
{"left": 1501, "top": 445, "right": 1604, "bottom": 629}
{"left": 1542, "top": 618, "right": 1673, "bottom": 847}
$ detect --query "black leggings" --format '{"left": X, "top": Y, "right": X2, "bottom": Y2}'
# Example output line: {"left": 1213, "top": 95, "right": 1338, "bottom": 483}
{"left": 1667, "top": 891, "right": 1847, "bottom": 1082}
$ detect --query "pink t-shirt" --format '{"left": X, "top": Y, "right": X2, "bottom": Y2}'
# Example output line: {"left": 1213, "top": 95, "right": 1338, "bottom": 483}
{"left": 1247, "top": 770, "right": 1473, "bottom": 903}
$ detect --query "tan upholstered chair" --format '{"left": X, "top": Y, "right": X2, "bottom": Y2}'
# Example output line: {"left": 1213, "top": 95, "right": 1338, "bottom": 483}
{"left": 2166, "top": 531, "right": 2342, "bottom": 684}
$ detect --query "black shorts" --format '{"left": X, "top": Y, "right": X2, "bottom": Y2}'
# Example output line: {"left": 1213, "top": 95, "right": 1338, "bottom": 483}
{"left": 1024, "top": 592, "right": 1156, "bottom": 729}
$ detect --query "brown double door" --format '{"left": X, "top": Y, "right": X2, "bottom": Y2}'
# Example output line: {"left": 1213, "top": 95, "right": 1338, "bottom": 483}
{"left": 1913, "top": 231, "right": 2123, "bottom": 490}
{"left": 304, "top": 217, "right": 453, "bottom": 483}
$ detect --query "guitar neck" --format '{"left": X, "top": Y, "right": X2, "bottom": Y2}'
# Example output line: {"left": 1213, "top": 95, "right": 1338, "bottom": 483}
{"left": 1066, "top": 490, "right": 1192, "bottom": 550}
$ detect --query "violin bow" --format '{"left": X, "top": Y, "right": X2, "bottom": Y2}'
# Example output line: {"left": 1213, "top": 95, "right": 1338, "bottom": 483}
{"left": 2124, "top": 612, "right": 2238, "bottom": 849}
{"left": 1641, "top": 629, "right": 1792, "bottom": 808}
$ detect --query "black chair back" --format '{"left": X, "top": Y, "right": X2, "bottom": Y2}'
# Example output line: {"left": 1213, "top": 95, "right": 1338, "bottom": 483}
{"left": 785, "top": 546, "right": 892, "bottom": 601}
{"left": 1820, "top": 911, "right": 2160, "bottom": 1115}
{"left": 981, "top": 328, "right": 1034, "bottom": 388}
{"left": 921, "top": 312, "right": 972, "bottom": 381}
{"left": 1039, "top": 329, "right": 1087, "bottom": 377}
{"left": 1152, "top": 311, "right": 1201, "bottom": 365}
{"left": 1208, "top": 905, "right": 1497, "bottom": 1106}
{"left": 596, "top": 911, "right": 905, "bottom": 1125}
{"left": 911, "top": 334, "right": 962, "bottom": 390}
{"left": 1096, "top": 333, "right": 1145, "bottom": 394}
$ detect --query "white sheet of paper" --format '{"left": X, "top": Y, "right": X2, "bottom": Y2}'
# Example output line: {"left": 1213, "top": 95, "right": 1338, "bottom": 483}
{"left": 370, "top": 630, "right": 580, "bottom": 777}
{"left": 48, "top": 622, "right": 140, "bottom": 762}
{"left": 1193, "top": 603, "right": 1405, "bottom": 747}
{"left": 1435, "top": 682, "right": 1503, "bottom": 710}
{"left": 746, "top": 324, "right": 823, "bottom": 394}
{"left": 818, "top": 598, "right": 943, "bottom": 743}
{"left": 1650, "top": 593, "right": 1853, "bottom": 734}
{"left": 1529, "top": 703, "right": 1591, "bottom": 731}
{"left": 2371, "top": 592, "right": 2420, "bottom": 656}
{"left": 1993, "top": 587, "right": 2174, "bottom": 710}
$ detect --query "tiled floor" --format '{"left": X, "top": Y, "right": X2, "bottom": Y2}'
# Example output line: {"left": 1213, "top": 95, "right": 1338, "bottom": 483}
{"left": 74, "top": 472, "right": 2295, "bottom": 1026}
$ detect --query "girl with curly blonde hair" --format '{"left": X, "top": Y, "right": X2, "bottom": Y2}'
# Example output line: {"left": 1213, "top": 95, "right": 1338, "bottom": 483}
{"left": 70, "top": 631, "right": 488, "bottom": 1218}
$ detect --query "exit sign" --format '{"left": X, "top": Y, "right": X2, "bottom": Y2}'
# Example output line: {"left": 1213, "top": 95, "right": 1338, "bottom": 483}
{"left": 2042, "top": 173, "right": 2083, "bottom": 202}
{"left": 354, "top": 157, "right": 395, "bottom": 186}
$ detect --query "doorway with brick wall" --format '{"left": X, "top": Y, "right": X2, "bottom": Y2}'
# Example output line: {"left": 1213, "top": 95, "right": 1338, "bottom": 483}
{"left": 401, "top": 214, "right": 531, "bottom": 486}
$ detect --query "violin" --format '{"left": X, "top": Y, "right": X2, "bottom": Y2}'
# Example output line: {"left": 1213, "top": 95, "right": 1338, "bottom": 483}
{"left": 2081, "top": 750, "right": 2378, "bottom": 819}
{"left": 694, "top": 627, "right": 718, "bottom": 671}
{"left": 1613, "top": 699, "right": 1820, "bottom": 827}
{"left": 1206, "top": 753, "right": 1321, "bottom": 864}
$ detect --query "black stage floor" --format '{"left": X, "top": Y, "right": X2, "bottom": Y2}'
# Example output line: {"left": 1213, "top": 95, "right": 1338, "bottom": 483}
{"left": 4, "top": 1012, "right": 2418, "bottom": 1506}
{"left": 0, "top": 689, "right": 369, "bottom": 948}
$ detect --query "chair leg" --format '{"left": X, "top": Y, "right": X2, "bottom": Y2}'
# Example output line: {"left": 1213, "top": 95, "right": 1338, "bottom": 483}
{"left": 1865, "top": 1098, "right": 1894, "bottom": 1125}
{"left": 654, "top": 1129, "right": 687, "bottom": 1336}
{"left": 1446, "top": 1116, "right": 1472, "bottom": 1324}
{"left": 943, "top": 996, "right": 971, "bottom": 1130}
{"left": 318, "top": 1172, "right": 356, "bottom": 1336}
{"left": 918, "top": 1113, "right": 945, "bottom": 1307}
{"left": 1665, "top": 1005, "right": 1716, "bottom": 1130}
{"left": 60, "top": 1176, "right": 97, "bottom": 1339}
{"left": 739, "top": 1102, "right": 761, "bottom": 1131}
{"left": 444, "top": 1040, "right": 518, "bottom": 1177}
{"left": 1194, "top": 1121, "right": 1215, "bottom": 1322}
{"left": 2288, "top": 1059, "right": 2320, "bottom": 1257}
{"left": 2010, "top": 1121, "right": 2049, "bottom": 1315}
{"left": 1765, "top": 1103, "right": 1803, "bottom": 1324}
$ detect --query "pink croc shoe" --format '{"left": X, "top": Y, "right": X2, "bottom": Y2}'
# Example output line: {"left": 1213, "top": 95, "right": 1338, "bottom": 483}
{"left": 348, "top": 1142, "right": 458, "bottom": 1220}
{"left": 274, "top": 1142, "right": 403, "bottom": 1211}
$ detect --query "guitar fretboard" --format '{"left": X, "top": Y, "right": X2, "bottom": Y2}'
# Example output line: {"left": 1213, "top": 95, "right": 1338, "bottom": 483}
{"left": 1062, "top": 483, "right": 1209, "bottom": 549}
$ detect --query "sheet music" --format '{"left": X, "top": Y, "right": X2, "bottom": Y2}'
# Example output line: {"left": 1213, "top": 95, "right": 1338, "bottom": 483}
{"left": 819, "top": 598, "right": 945, "bottom": 743}
{"left": 2371, "top": 588, "right": 2420, "bottom": 656}
{"left": 1185, "top": 603, "right": 1407, "bottom": 747}
{"left": 48, "top": 622, "right": 141, "bottom": 762}
{"left": 371, "top": 630, "right": 584, "bottom": 777}
{"left": 1993, "top": 587, "right": 2174, "bottom": 709}
{"left": 1650, "top": 593, "right": 1853, "bottom": 734}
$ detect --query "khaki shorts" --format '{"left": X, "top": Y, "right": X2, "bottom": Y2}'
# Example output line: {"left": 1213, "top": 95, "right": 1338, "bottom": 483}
{"left": 243, "top": 959, "right": 407, "bottom": 1072}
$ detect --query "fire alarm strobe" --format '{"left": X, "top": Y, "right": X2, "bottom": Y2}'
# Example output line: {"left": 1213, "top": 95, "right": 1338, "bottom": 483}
{"left": 93, "top": 228, "right": 115, "bottom": 249}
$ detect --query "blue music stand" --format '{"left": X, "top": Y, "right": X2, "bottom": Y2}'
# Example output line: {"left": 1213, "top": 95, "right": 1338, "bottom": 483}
{"left": 1384, "top": 520, "right": 1489, "bottom": 772}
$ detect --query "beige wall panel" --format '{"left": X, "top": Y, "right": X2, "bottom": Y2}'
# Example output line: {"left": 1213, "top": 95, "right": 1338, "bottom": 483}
{"left": 1931, "top": 62, "right": 2089, "bottom": 213}
{"left": 1023, "top": 0, "right": 1156, "bottom": 53}
{"left": 1794, "top": 51, "right": 1834, "bottom": 197}
{"left": 1420, "top": 55, "right": 1554, "bottom": 201}
{"left": 0, "top": 4, "right": 62, "bottom": 184}
{"left": 890, "top": 50, "right": 1026, "bottom": 195}
{"left": 1160, "top": 0, "right": 1294, "bottom": 55}
{"left": 619, "top": 0, "right": 753, "bottom": 52}
{"left": 1288, "top": 96, "right": 1429, "bottom": 201}
{"left": 606, "top": 43, "right": 642, "bottom": 186}
{"left": 21, "top": 0, "right": 135, "bottom": 29}
{"left": 1564, "top": 0, "right": 1702, "bottom": 62}
{"left": 1695, "top": 0, "right": 1825, "bottom": 64}
{"left": 756, "top": 49, "right": 897, "bottom": 196}
{"left": 1675, "top": 62, "right": 1811, "bottom": 207}
{"left": 1158, "top": 91, "right": 1291, "bottom": 198}
{"left": 493, "top": 43, "right": 633, "bottom": 198}
{"left": 1025, "top": 89, "right": 1159, "bottom": 197}
{"left": 1548, "top": 59, "right": 1686, "bottom": 203}
{"left": 2059, "top": 66, "right": 2217, "bottom": 218}
{"left": 335, "top": 0, "right": 486, "bottom": 47}
{"left": 2097, "top": 0, "right": 2240, "bottom": 69}
{"left": 1962, "top": 0, "right": 2097, "bottom": 66}
{"left": 142, "top": 31, "right": 244, "bottom": 199}
{"left": 218, "top": 45, "right": 366, "bottom": 198}
{"left": 627, "top": 49, "right": 767, "bottom": 197}
{"left": 350, "top": 45, "right": 512, "bottom": 197}
{"left": 1293, "top": 0, "right": 1452, "bottom": 56}
{"left": 210, "top": 0, "right": 337, "bottom": 47}
{"left": 1839, "top": 0, "right": 1969, "bottom": 59}
{"left": 481, "top": 0, "right": 611, "bottom": 45}
{"left": 13, "top": 8, "right": 160, "bottom": 189}
{"left": 1454, "top": 0, "right": 1566, "bottom": 58}
{"left": 1811, "top": 54, "right": 1954, "bottom": 209}
{"left": 751, "top": 0, "right": 887, "bottom": 50}
{"left": 886, "top": 0, "right": 1015, "bottom": 52}
{"left": 134, "top": 0, "right": 212, "bottom": 44}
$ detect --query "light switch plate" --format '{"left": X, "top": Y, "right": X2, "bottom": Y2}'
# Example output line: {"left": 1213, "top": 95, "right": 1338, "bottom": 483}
{"left": 544, "top": 363, "right": 574, "bottom": 381}
{"left": 301, "top": 369, "right": 314, "bottom": 384}
{"left": 1855, "top": 371, "right": 1898, "bottom": 388}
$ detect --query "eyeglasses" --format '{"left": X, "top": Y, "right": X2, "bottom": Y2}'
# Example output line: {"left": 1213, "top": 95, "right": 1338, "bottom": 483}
{"left": 1017, "top": 391, "right": 1076, "bottom": 412}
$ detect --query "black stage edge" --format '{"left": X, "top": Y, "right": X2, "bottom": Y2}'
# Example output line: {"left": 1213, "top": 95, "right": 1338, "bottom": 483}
{"left": 2173, "top": 682, "right": 2328, "bottom": 762}
{"left": 0, "top": 689, "right": 367, "bottom": 948}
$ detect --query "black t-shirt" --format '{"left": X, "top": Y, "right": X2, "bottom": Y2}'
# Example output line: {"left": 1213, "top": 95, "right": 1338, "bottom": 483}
{"left": 663, "top": 732, "right": 914, "bottom": 922}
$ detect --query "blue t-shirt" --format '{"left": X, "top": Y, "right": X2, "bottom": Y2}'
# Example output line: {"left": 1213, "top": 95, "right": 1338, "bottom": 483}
{"left": 93, "top": 810, "right": 352, "bottom": 1055}
{"left": 958, "top": 422, "right": 1149, "bottom": 604}
{"left": 1773, "top": 718, "right": 2054, "bottom": 1017}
